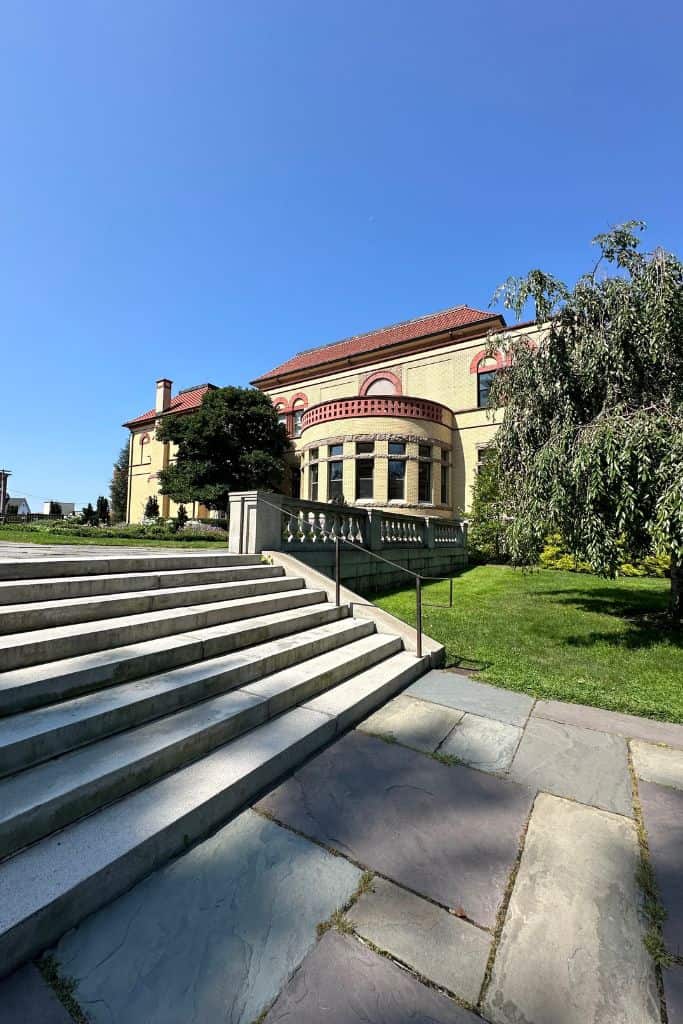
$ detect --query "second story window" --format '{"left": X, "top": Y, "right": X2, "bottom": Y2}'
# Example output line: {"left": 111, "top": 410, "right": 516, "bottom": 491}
{"left": 355, "top": 458, "right": 374, "bottom": 499}
{"left": 441, "top": 450, "right": 450, "bottom": 504}
{"left": 477, "top": 370, "right": 496, "bottom": 409}
{"left": 309, "top": 463, "right": 319, "bottom": 501}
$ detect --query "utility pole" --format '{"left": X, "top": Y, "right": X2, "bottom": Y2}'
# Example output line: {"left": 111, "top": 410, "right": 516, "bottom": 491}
{"left": 0, "top": 468, "right": 11, "bottom": 516}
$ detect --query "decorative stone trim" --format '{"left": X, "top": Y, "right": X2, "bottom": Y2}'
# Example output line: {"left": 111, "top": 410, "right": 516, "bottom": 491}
{"left": 469, "top": 349, "right": 504, "bottom": 374}
{"left": 301, "top": 395, "right": 448, "bottom": 429}
{"left": 359, "top": 369, "right": 403, "bottom": 396}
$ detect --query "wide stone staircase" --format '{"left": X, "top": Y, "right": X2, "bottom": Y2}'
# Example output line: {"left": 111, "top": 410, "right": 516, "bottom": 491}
{"left": 0, "top": 550, "right": 426, "bottom": 977}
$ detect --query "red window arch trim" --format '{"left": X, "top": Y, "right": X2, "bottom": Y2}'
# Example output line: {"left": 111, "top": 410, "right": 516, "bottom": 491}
{"left": 469, "top": 349, "right": 504, "bottom": 374}
{"left": 272, "top": 392, "right": 309, "bottom": 412}
{"left": 290, "top": 391, "right": 309, "bottom": 409}
{"left": 359, "top": 369, "right": 402, "bottom": 397}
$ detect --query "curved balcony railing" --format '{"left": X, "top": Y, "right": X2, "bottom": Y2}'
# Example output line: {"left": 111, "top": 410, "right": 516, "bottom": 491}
{"left": 301, "top": 395, "right": 449, "bottom": 430}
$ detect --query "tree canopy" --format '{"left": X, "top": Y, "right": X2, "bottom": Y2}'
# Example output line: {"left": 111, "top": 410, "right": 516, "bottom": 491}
{"left": 157, "top": 386, "right": 290, "bottom": 511}
{"left": 109, "top": 442, "right": 129, "bottom": 523}
{"left": 488, "top": 221, "right": 683, "bottom": 621}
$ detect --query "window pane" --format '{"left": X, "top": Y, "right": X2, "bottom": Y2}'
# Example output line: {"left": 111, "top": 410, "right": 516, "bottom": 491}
{"left": 355, "top": 458, "right": 374, "bottom": 499}
{"left": 388, "top": 459, "right": 405, "bottom": 500}
{"left": 293, "top": 410, "right": 303, "bottom": 436}
{"left": 356, "top": 441, "right": 374, "bottom": 454}
{"left": 277, "top": 414, "right": 287, "bottom": 427}
{"left": 328, "top": 460, "right": 343, "bottom": 499}
{"left": 418, "top": 444, "right": 431, "bottom": 459}
{"left": 477, "top": 370, "right": 496, "bottom": 408}
{"left": 329, "top": 444, "right": 343, "bottom": 457}
{"left": 388, "top": 441, "right": 406, "bottom": 456}
{"left": 441, "top": 464, "right": 449, "bottom": 504}
{"left": 310, "top": 464, "right": 318, "bottom": 501}
{"left": 309, "top": 447, "right": 319, "bottom": 461}
{"left": 419, "top": 460, "right": 431, "bottom": 502}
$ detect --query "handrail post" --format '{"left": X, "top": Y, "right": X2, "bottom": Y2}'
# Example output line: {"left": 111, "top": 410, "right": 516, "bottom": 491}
{"left": 416, "top": 575, "right": 422, "bottom": 658}
{"left": 449, "top": 577, "right": 453, "bottom": 608}
{"left": 335, "top": 534, "right": 341, "bottom": 607}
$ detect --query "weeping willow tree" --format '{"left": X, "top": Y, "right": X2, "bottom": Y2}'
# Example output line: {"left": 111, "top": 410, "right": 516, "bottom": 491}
{"left": 488, "top": 221, "right": 683, "bottom": 623}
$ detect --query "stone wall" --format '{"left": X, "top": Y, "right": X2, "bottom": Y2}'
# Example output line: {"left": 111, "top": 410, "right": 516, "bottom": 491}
{"left": 287, "top": 544, "right": 467, "bottom": 596}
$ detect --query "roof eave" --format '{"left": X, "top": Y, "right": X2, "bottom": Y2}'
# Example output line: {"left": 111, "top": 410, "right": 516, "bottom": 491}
{"left": 251, "top": 314, "right": 506, "bottom": 390}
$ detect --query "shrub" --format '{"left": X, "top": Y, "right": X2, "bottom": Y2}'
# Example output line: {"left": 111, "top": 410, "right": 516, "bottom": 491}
{"left": 540, "top": 534, "right": 669, "bottom": 578}
{"left": 144, "top": 495, "right": 160, "bottom": 520}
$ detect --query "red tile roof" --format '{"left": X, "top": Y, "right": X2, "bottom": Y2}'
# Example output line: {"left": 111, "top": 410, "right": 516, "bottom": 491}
{"left": 252, "top": 305, "right": 504, "bottom": 386}
{"left": 123, "top": 384, "right": 217, "bottom": 428}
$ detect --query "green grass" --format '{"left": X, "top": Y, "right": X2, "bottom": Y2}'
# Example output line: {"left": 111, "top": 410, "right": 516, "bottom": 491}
{"left": 0, "top": 526, "right": 226, "bottom": 549}
{"left": 375, "top": 565, "right": 683, "bottom": 723}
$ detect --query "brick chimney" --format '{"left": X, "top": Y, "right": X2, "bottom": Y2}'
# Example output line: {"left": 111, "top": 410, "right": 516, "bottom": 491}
{"left": 155, "top": 378, "right": 172, "bottom": 414}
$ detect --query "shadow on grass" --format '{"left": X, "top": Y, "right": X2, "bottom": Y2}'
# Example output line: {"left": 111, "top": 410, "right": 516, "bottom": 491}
{"left": 542, "top": 586, "right": 681, "bottom": 651}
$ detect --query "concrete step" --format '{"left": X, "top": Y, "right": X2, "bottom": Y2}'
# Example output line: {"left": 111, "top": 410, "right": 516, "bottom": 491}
{"left": 0, "top": 618, "right": 376, "bottom": 775}
{"left": 0, "top": 552, "right": 261, "bottom": 582}
{"left": 0, "top": 601, "right": 345, "bottom": 717}
{"left": 0, "top": 634, "right": 397, "bottom": 857}
{"left": 0, "top": 574, "right": 298, "bottom": 635}
{"left": 0, "top": 652, "right": 421, "bottom": 977}
{"left": 0, "top": 587, "right": 326, "bottom": 671}
{"left": 0, "top": 563, "right": 285, "bottom": 605}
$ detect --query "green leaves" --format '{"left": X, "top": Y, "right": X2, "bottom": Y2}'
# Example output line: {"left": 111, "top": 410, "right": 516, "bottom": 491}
{"left": 490, "top": 223, "right": 683, "bottom": 620}
{"left": 156, "top": 386, "right": 291, "bottom": 510}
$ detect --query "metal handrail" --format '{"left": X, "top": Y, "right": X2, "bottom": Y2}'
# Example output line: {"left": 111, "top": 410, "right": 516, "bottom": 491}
{"left": 255, "top": 495, "right": 456, "bottom": 659}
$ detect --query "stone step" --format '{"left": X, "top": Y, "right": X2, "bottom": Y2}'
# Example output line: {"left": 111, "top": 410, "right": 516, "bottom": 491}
{"left": 0, "top": 552, "right": 261, "bottom": 582}
{"left": 0, "top": 587, "right": 326, "bottom": 671}
{"left": 0, "top": 634, "right": 397, "bottom": 858}
{"left": 0, "top": 651, "right": 421, "bottom": 976}
{"left": 0, "top": 618, "right": 376, "bottom": 775}
{"left": 0, "top": 601, "right": 344, "bottom": 717}
{"left": 0, "top": 563, "right": 285, "bottom": 605}
{"left": 0, "top": 574, "right": 298, "bottom": 635}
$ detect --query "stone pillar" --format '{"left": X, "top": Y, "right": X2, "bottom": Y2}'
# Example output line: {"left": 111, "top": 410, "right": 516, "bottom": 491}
{"left": 424, "top": 516, "right": 435, "bottom": 549}
{"left": 367, "top": 508, "right": 383, "bottom": 550}
{"left": 228, "top": 491, "right": 284, "bottom": 554}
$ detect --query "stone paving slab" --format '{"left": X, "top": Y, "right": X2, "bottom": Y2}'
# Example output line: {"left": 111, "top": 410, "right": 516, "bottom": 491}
{"left": 533, "top": 698, "right": 683, "bottom": 749}
{"left": 407, "top": 670, "right": 533, "bottom": 727}
{"left": 51, "top": 808, "right": 360, "bottom": 1024}
{"left": 348, "top": 876, "right": 490, "bottom": 1005}
{"left": 263, "top": 930, "right": 481, "bottom": 1023}
{"left": 484, "top": 793, "right": 660, "bottom": 1024}
{"left": 0, "top": 963, "right": 72, "bottom": 1023}
{"left": 631, "top": 739, "right": 683, "bottom": 790}
{"left": 664, "top": 966, "right": 683, "bottom": 1024}
{"left": 639, "top": 779, "right": 683, "bottom": 957}
{"left": 439, "top": 714, "right": 522, "bottom": 774}
{"left": 357, "top": 694, "right": 463, "bottom": 752}
{"left": 257, "top": 730, "right": 534, "bottom": 929}
{"left": 509, "top": 717, "right": 633, "bottom": 815}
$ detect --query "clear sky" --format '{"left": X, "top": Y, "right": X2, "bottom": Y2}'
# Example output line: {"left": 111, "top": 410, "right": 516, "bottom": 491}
{"left": 1, "top": 1, "right": 681, "bottom": 508}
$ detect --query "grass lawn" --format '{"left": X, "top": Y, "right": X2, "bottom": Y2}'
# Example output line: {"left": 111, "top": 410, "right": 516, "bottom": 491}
{"left": 0, "top": 527, "right": 227, "bottom": 550}
{"left": 375, "top": 565, "right": 683, "bottom": 724}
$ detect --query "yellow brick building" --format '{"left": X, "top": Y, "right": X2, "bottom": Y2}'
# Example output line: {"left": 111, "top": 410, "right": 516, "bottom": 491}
{"left": 252, "top": 305, "right": 539, "bottom": 517}
{"left": 123, "top": 305, "right": 539, "bottom": 521}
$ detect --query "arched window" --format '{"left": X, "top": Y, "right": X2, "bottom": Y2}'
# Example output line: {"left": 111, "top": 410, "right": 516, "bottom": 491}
{"left": 360, "top": 370, "right": 402, "bottom": 397}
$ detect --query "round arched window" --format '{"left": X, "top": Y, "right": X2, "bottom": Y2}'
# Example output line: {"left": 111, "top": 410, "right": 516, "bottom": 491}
{"left": 365, "top": 377, "right": 397, "bottom": 396}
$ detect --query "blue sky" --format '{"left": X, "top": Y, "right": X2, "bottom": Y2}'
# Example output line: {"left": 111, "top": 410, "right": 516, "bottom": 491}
{"left": 1, "top": 1, "right": 681, "bottom": 507}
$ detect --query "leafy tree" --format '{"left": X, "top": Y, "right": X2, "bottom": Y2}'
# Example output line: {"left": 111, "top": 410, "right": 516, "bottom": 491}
{"left": 144, "top": 495, "right": 160, "bottom": 520}
{"left": 467, "top": 453, "right": 508, "bottom": 563}
{"left": 489, "top": 221, "right": 683, "bottom": 623}
{"left": 48, "top": 501, "right": 62, "bottom": 517}
{"left": 96, "top": 496, "right": 110, "bottom": 524}
{"left": 110, "top": 442, "right": 130, "bottom": 523}
{"left": 81, "top": 502, "right": 98, "bottom": 526}
{"left": 157, "top": 386, "right": 290, "bottom": 512}
{"left": 175, "top": 503, "right": 188, "bottom": 530}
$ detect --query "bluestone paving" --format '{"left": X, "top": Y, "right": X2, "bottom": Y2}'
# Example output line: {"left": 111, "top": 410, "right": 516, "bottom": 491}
{"left": 357, "top": 694, "right": 463, "bottom": 752}
{"left": 348, "top": 876, "right": 490, "bottom": 1004}
{"left": 257, "top": 730, "right": 534, "bottom": 929}
{"left": 664, "top": 966, "right": 683, "bottom": 1024}
{"left": 0, "top": 963, "right": 72, "bottom": 1024}
{"left": 51, "top": 809, "right": 361, "bottom": 1024}
{"left": 509, "top": 716, "right": 633, "bottom": 815}
{"left": 263, "top": 931, "right": 481, "bottom": 1023}
{"left": 407, "top": 670, "right": 533, "bottom": 727}
{"left": 439, "top": 714, "right": 522, "bottom": 773}
{"left": 631, "top": 739, "right": 683, "bottom": 790}
{"left": 639, "top": 779, "right": 683, "bottom": 957}
{"left": 533, "top": 698, "right": 683, "bottom": 749}
{"left": 484, "top": 793, "right": 660, "bottom": 1024}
